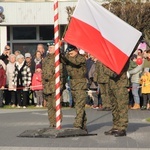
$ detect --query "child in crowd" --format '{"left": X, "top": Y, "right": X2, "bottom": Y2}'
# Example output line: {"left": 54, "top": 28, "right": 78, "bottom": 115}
{"left": 0, "top": 60, "right": 6, "bottom": 107}
{"left": 32, "top": 51, "right": 43, "bottom": 106}
{"left": 31, "top": 64, "right": 43, "bottom": 107}
{"left": 140, "top": 68, "right": 150, "bottom": 110}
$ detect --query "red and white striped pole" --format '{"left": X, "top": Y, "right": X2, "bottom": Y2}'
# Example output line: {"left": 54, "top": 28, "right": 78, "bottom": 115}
{"left": 54, "top": 0, "right": 61, "bottom": 129}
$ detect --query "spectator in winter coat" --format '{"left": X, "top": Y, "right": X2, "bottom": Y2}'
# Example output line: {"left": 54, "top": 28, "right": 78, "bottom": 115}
{"left": 34, "top": 51, "right": 42, "bottom": 69}
{"left": 139, "top": 68, "right": 150, "bottom": 110}
{"left": 128, "top": 54, "right": 144, "bottom": 109}
{"left": 12, "top": 54, "right": 32, "bottom": 108}
{"left": 6, "top": 54, "right": 16, "bottom": 107}
{"left": 25, "top": 53, "right": 35, "bottom": 76}
{"left": 0, "top": 60, "right": 6, "bottom": 107}
{"left": 0, "top": 45, "right": 11, "bottom": 105}
{"left": 25, "top": 52, "right": 35, "bottom": 105}
{"left": 31, "top": 64, "right": 43, "bottom": 107}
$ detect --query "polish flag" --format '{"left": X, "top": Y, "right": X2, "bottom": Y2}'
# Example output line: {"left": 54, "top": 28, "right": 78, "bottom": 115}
{"left": 64, "top": 0, "right": 142, "bottom": 74}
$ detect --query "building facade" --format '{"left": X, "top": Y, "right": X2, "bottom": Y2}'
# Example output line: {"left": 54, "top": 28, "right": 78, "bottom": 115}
{"left": 0, "top": 0, "right": 80, "bottom": 54}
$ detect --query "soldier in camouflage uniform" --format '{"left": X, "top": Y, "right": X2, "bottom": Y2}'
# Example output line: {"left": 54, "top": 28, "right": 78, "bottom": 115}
{"left": 61, "top": 44, "right": 87, "bottom": 131}
{"left": 42, "top": 41, "right": 63, "bottom": 128}
{"left": 103, "top": 62, "right": 129, "bottom": 137}
{"left": 94, "top": 61, "right": 112, "bottom": 111}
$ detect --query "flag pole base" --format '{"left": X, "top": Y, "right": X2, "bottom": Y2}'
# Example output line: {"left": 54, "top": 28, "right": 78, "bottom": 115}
{"left": 18, "top": 127, "right": 97, "bottom": 138}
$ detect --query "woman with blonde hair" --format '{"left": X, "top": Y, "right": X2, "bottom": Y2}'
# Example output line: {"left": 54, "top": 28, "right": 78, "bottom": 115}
{"left": 6, "top": 54, "right": 16, "bottom": 107}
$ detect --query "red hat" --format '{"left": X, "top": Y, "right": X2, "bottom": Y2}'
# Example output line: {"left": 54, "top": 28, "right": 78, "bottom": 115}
{"left": 36, "top": 64, "right": 42, "bottom": 69}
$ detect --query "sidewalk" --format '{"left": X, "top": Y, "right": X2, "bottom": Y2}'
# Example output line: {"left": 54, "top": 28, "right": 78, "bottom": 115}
{"left": 0, "top": 108, "right": 150, "bottom": 150}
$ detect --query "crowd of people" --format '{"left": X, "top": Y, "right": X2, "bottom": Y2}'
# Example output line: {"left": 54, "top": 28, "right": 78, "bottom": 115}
{"left": 127, "top": 47, "right": 150, "bottom": 110}
{"left": 85, "top": 42, "right": 150, "bottom": 112}
{"left": 0, "top": 40, "right": 150, "bottom": 136}
{"left": 0, "top": 41, "right": 150, "bottom": 111}
{"left": 0, "top": 44, "right": 45, "bottom": 108}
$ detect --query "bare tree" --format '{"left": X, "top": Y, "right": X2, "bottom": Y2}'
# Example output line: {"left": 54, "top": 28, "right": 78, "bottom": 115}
{"left": 66, "top": 6, "right": 75, "bottom": 23}
{"left": 102, "top": 1, "right": 150, "bottom": 47}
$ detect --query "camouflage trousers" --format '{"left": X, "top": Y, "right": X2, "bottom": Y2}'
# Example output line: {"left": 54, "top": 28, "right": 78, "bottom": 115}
{"left": 99, "top": 83, "right": 112, "bottom": 108}
{"left": 46, "top": 93, "right": 62, "bottom": 127}
{"left": 72, "top": 90, "right": 87, "bottom": 129}
{"left": 109, "top": 79, "right": 129, "bottom": 131}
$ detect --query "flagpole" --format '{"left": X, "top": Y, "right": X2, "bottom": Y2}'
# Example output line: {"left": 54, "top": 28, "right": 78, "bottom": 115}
{"left": 54, "top": 0, "right": 61, "bottom": 129}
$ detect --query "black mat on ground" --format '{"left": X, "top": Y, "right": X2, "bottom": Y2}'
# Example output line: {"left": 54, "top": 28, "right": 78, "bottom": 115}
{"left": 18, "top": 128, "right": 97, "bottom": 138}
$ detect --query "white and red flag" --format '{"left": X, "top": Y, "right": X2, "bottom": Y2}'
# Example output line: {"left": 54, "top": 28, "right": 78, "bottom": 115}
{"left": 64, "top": 0, "right": 142, "bottom": 74}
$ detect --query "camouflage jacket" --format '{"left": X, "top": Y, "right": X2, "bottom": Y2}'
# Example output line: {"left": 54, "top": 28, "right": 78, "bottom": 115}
{"left": 63, "top": 53, "right": 87, "bottom": 90}
{"left": 94, "top": 61, "right": 109, "bottom": 84}
{"left": 42, "top": 53, "right": 63, "bottom": 95}
{"left": 103, "top": 62, "right": 130, "bottom": 88}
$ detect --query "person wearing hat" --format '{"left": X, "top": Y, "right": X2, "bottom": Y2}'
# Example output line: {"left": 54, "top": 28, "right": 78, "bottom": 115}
{"left": 42, "top": 40, "right": 63, "bottom": 128}
{"left": 101, "top": 61, "right": 130, "bottom": 137}
{"left": 0, "top": 60, "right": 6, "bottom": 107}
{"left": 25, "top": 52, "right": 35, "bottom": 76}
{"left": 47, "top": 41, "right": 55, "bottom": 54}
{"left": 47, "top": 40, "right": 55, "bottom": 47}
{"left": 12, "top": 54, "right": 32, "bottom": 108}
{"left": 24, "top": 53, "right": 35, "bottom": 105}
{"left": 61, "top": 44, "right": 87, "bottom": 131}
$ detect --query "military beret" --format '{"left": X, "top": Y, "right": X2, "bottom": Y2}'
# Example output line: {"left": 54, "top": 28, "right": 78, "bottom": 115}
{"left": 66, "top": 44, "right": 77, "bottom": 52}
{"left": 47, "top": 41, "right": 55, "bottom": 46}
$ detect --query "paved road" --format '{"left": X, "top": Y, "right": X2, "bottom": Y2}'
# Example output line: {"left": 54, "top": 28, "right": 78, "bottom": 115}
{"left": 0, "top": 108, "right": 150, "bottom": 150}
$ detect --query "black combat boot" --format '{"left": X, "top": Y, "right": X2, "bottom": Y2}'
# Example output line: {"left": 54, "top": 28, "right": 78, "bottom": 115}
{"left": 104, "top": 128, "right": 118, "bottom": 135}
{"left": 114, "top": 130, "right": 126, "bottom": 137}
{"left": 49, "top": 124, "right": 56, "bottom": 128}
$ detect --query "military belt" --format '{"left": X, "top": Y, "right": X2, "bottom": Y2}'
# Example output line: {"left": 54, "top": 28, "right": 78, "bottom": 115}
{"left": 69, "top": 76, "right": 85, "bottom": 79}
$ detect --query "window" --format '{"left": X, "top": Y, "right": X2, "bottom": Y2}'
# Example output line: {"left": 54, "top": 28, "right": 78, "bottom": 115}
{"left": 13, "top": 27, "right": 36, "bottom": 40}
{"left": 59, "top": 25, "right": 66, "bottom": 39}
{"left": 39, "top": 26, "right": 54, "bottom": 40}
{"left": 9, "top": 25, "right": 67, "bottom": 55}
{"left": 7, "top": 26, "right": 10, "bottom": 41}
{"left": 39, "top": 25, "right": 67, "bottom": 40}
